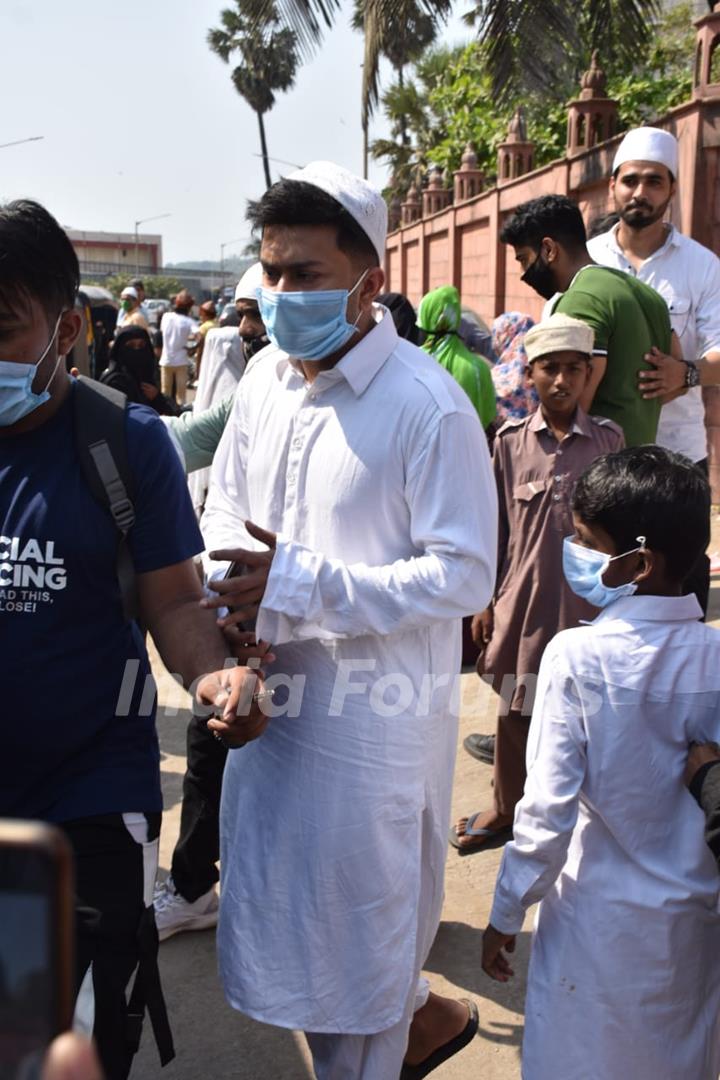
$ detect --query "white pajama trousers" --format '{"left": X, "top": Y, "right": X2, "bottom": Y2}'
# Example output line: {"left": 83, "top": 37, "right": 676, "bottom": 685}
{"left": 305, "top": 806, "right": 446, "bottom": 1080}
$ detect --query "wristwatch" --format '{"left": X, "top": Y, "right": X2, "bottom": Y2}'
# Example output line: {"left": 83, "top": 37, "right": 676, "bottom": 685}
{"left": 684, "top": 360, "right": 701, "bottom": 388}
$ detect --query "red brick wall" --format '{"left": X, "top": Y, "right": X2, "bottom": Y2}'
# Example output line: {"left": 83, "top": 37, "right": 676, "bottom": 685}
{"left": 384, "top": 96, "right": 720, "bottom": 498}
{"left": 459, "top": 219, "right": 491, "bottom": 321}
{"left": 426, "top": 231, "right": 450, "bottom": 291}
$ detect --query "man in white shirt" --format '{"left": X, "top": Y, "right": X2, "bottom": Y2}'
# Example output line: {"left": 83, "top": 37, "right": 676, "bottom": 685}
{"left": 587, "top": 126, "right": 720, "bottom": 610}
{"left": 159, "top": 289, "right": 196, "bottom": 406}
{"left": 200, "top": 161, "right": 497, "bottom": 1079}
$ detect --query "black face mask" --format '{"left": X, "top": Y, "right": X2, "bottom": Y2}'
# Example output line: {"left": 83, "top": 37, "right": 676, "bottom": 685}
{"left": 521, "top": 250, "right": 557, "bottom": 300}
{"left": 242, "top": 334, "right": 270, "bottom": 363}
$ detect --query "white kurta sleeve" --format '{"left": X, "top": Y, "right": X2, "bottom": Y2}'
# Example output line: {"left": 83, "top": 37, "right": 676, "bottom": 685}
{"left": 695, "top": 251, "right": 720, "bottom": 357}
{"left": 200, "top": 392, "right": 253, "bottom": 581}
{"left": 489, "top": 639, "right": 588, "bottom": 935}
{"left": 256, "top": 409, "right": 497, "bottom": 644}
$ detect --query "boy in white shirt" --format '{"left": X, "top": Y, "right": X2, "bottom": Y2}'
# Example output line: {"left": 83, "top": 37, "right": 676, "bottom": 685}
{"left": 482, "top": 445, "right": 720, "bottom": 1080}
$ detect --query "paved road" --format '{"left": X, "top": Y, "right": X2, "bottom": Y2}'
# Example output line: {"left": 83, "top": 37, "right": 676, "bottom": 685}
{"left": 134, "top": 562, "right": 720, "bottom": 1079}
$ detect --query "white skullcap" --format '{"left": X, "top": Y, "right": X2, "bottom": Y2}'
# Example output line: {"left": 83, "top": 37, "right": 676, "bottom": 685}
{"left": 286, "top": 160, "right": 387, "bottom": 263}
{"left": 235, "top": 262, "right": 263, "bottom": 302}
{"left": 120, "top": 286, "right": 138, "bottom": 299}
{"left": 612, "top": 126, "right": 678, "bottom": 178}
{"left": 525, "top": 313, "right": 594, "bottom": 362}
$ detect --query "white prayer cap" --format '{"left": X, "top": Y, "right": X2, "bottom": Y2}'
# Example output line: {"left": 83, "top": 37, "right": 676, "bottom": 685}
{"left": 285, "top": 161, "right": 387, "bottom": 263}
{"left": 612, "top": 127, "right": 678, "bottom": 178}
{"left": 235, "top": 262, "right": 263, "bottom": 302}
{"left": 525, "top": 314, "right": 594, "bottom": 362}
{"left": 120, "top": 286, "right": 138, "bottom": 299}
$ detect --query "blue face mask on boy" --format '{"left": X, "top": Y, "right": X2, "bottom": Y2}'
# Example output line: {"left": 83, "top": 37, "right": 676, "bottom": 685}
{"left": 562, "top": 535, "right": 647, "bottom": 609}
{"left": 0, "top": 312, "right": 64, "bottom": 427}
{"left": 256, "top": 271, "right": 368, "bottom": 361}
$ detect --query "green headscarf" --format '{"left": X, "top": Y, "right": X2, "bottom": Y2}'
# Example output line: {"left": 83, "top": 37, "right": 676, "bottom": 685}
{"left": 417, "top": 285, "right": 496, "bottom": 429}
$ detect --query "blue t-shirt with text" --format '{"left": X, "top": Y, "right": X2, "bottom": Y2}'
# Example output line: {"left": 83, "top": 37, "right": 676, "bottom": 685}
{"left": 0, "top": 383, "right": 203, "bottom": 822}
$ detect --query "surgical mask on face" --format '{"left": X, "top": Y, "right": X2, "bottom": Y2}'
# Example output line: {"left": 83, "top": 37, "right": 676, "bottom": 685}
{"left": 242, "top": 333, "right": 270, "bottom": 363}
{"left": 121, "top": 298, "right": 134, "bottom": 312}
{"left": 256, "top": 271, "right": 368, "bottom": 361}
{"left": 0, "top": 313, "right": 64, "bottom": 427}
{"left": 521, "top": 250, "right": 557, "bottom": 300}
{"left": 562, "top": 535, "right": 647, "bottom": 609}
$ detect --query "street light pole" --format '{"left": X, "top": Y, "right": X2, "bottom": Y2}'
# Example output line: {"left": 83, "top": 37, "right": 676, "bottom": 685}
{"left": 0, "top": 135, "right": 44, "bottom": 151}
{"left": 134, "top": 212, "right": 171, "bottom": 277}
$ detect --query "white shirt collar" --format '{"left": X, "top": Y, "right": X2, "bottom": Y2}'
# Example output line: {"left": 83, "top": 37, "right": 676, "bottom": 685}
{"left": 599, "top": 222, "right": 681, "bottom": 262}
{"left": 592, "top": 593, "right": 703, "bottom": 625}
{"left": 276, "top": 304, "right": 398, "bottom": 397}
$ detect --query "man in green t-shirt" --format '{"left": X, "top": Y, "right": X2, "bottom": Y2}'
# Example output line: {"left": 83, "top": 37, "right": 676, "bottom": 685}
{"left": 500, "top": 194, "right": 679, "bottom": 446}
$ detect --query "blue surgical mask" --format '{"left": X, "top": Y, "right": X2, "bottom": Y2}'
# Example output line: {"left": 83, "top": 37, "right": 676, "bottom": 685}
{"left": 0, "top": 313, "right": 64, "bottom": 427}
{"left": 562, "top": 535, "right": 647, "bottom": 609}
{"left": 256, "top": 271, "right": 368, "bottom": 361}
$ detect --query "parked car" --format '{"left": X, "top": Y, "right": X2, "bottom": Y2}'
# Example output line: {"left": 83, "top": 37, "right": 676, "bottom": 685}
{"left": 144, "top": 298, "right": 171, "bottom": 327}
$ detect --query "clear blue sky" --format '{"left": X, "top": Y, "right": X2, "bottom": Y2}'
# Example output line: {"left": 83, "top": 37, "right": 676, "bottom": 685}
{"left": 0, "top": 1, "right": 469, "bottom": 265}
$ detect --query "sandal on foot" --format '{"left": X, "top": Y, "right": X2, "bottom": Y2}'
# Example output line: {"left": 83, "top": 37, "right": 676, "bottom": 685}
{"left": 448, "top": 812, "right": 512, "bottom": 855}
{"left": 399, "top": 999, "right": 479, "bottom": 1079}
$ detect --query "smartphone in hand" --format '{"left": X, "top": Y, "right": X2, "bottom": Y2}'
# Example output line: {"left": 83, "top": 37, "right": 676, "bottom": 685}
{"left": 0, "top": 820, "right": 74, "bottom": 1079}
{"left": 222, "top": 561, "right": 257, "bottom": 634}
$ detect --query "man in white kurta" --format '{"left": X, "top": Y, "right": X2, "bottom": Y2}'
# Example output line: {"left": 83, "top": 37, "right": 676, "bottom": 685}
{"left": 487, "top": 593, "right": 720, "bottom": 1079}
{"left": 200, "top": 163, "right": 497, "bottom": 1077}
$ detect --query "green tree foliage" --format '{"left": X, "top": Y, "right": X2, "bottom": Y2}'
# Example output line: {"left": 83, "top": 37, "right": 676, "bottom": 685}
{"left": 104, "top": 274, "right": 184, "bottom": 300}
{"left": 375, "top": 2, "right": 696, "bottom": 196}
{"left": 351, "top": 0, "right": 451, "bottom": 136}
{"left": 208, "top": 0, "right": 300, "bottom": 190}
{"left": 464, "top": 0, "right": 663, "bottom": 104}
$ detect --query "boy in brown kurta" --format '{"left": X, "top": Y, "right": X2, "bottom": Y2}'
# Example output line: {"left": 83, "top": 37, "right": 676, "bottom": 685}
{"left": 451, "top": 314, "right": 624, "bottom": 852}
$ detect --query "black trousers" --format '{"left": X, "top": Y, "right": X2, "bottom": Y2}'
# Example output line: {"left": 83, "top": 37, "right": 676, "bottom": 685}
{"left": 171, "top": 713, "right": 227, "bottom": 903}
{"left": 683, "top": 458, "right": 711, "bottom": 618}
{"left": 64, "top": 812, "right": 173, "bottom": 1080}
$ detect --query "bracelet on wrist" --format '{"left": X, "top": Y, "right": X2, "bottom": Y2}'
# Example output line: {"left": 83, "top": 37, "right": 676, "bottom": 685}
{"left": 684, "top": 360, "right": 701, "bottom": 389}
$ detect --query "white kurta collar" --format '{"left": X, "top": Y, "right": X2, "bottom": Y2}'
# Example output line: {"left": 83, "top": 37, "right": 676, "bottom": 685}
{"left": 599, "top": 222, "right": 681, "bottom": 265}
{"left": 592, "top": 592, "right": 703, "bottom": 624}
{"left": 274, "top": 303, "right": 399, "bottom": 398}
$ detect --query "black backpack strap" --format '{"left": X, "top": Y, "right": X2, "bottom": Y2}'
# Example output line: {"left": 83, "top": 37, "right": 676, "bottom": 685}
{"left": 73, "top": 376, "right": 139, "bottom": 622}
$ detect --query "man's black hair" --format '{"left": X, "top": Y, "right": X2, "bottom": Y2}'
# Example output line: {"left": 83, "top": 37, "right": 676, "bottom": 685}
{"left": 247, "top": 180, "right": 378, "bottom": 267}
{"left": 500, "top": 194, "right": 587, "bottom": 254}
{"left": 587, "top": 211, "right": 620, "bottom": 240}
{"left": 0, "top": 199, "right": 79, "bottom": 321}
{"left": 131, "top": 278, "right": 144, "bottom": 290}
{"left": 573, "top": 445, "right": 710, "bottom": 582}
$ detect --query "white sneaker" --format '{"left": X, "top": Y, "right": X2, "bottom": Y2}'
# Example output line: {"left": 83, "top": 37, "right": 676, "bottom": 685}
{"left": 153, "top": 875, "right": 219, "bottom": 942}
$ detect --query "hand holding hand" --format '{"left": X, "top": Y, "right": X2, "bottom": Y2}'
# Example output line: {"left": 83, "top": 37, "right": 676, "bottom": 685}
{"left": 196, "top": 665, "right": 271, "bottom": 748}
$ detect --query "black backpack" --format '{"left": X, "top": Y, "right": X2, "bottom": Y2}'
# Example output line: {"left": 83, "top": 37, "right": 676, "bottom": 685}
{"left": 72, "top": 376, "right": 138, "bottom": 622}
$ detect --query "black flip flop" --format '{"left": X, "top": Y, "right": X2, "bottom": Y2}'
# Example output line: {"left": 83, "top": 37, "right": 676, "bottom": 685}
{"left": 399, "top": 998, "right": 479, "bottom": 1079}
{"left": 448, "top": 812, "right": 513, "bottom": 855}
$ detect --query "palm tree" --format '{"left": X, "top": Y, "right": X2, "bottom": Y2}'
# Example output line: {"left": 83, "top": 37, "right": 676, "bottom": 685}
{"left": 370, "top": 45, "right": 458, "bottom": 190}
{"left": 351, "top": 0, "right": 451, "bottom": 149}
{"left": 208, "top": 0, "right": 300, "bottom": 189}
{"left": 268, "top": 0, "right": 666, "bottom": 109}
{"left": 463, "top": 0, "right": 664, "bottom": 103}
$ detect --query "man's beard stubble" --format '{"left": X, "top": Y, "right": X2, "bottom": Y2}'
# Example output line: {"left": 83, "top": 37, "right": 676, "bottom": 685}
{"left": 618, "top": 197, "right": 671, "bottom": 231}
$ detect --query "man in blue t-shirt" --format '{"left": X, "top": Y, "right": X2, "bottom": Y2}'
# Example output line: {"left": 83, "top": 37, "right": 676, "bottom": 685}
{"left": 0, "top": 200, "right": 268, "bottom": 1079}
